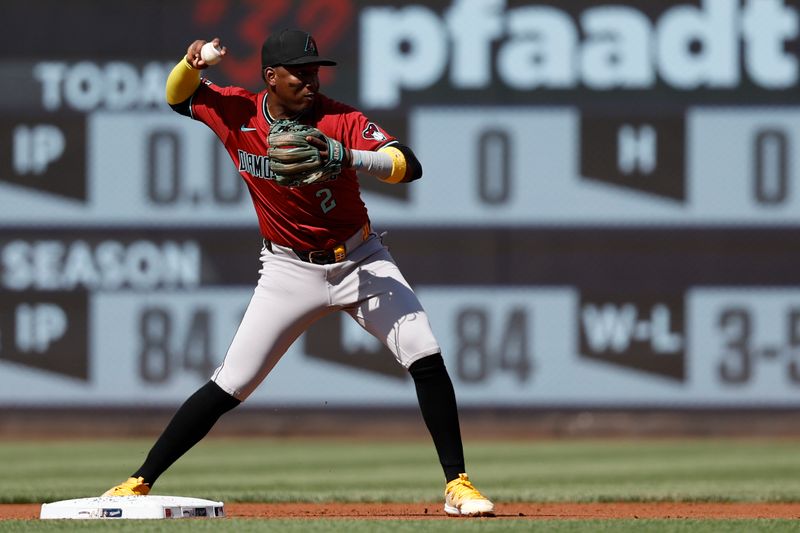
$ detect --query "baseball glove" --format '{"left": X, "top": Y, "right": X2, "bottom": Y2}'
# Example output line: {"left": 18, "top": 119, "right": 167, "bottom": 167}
{"left": 268, "top": 119, "right": 345, "bottom": 187}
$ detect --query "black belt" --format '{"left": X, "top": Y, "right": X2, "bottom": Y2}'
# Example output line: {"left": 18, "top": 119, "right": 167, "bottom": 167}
{"left": 265, "top": 224, "right": 371, "bottom": 265}
{"left": 291, "top": 244, "right": 349, "bottom": 265}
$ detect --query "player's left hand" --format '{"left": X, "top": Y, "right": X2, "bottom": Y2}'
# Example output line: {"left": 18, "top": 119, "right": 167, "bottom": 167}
{"left": 305, "top": 135, "right": 351, "bottom": 167}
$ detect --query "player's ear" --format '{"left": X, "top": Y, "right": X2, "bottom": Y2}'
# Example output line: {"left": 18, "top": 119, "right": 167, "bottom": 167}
{"left": 264, "top": 67, "right": 277, "bottom": 87}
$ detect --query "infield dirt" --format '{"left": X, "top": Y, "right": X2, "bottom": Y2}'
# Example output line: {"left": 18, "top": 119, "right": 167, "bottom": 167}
{"left": 4, "top": 502, "right": 800, "bottom": 520}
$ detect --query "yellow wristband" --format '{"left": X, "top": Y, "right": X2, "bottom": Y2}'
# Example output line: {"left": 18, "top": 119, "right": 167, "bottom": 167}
{"left": 378, "top": 146, "right": 407, "bottom": 184}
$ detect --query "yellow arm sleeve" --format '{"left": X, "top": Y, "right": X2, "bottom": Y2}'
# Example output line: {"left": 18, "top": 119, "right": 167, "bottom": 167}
{"left": 377, "top": 146, "right": 408, "bottom": 184}
{"left": 165, "top": 58, "right": 201, "bottom": 105}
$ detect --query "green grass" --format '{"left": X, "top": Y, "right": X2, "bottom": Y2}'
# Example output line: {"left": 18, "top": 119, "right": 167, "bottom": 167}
{"left": 3, "top": 438, "right": 800, "bottom": 531}
{"left": 1, "top": 438, "right": 799, "bottom": 504}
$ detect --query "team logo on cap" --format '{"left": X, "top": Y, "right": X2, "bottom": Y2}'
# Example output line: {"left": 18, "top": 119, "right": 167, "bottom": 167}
{"left": 362, "top": 123, "right": 387, "bottom": 141}
{"left": 305, "top": 36, "right": 317, "bottom": 54}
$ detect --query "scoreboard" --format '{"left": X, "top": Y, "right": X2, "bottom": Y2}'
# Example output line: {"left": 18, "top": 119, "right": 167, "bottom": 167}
{"left": 2, "top": 0, "right": 800, "bottom": 407}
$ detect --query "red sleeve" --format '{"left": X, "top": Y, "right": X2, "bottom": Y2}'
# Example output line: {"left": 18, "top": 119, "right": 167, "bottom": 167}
{"left": 316, "top": 96, "right": 395, "bottom": 152}
{"left": 189, "top": 80, "right": 256, "bottom": 140}
{"left": 342, "top": 110, "right": 396, "bottom": 152}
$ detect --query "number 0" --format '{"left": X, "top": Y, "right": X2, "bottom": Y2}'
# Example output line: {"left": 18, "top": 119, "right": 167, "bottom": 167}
{"left": 147, "top": 131, "right": 181, "bottom": 204}
{"left": 754, "top": 129, "right": 789, "bottom": 205}
{"left": 476, "top": 130, "right": 511, "bottom": 205}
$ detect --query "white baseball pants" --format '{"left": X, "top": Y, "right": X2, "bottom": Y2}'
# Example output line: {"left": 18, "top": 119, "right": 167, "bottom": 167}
{"left": 211, "top": 233, "right": 441, "bottom": 400}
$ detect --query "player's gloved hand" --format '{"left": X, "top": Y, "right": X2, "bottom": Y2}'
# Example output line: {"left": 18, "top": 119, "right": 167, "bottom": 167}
{"left": 268, "top": 120, "right": 345, "bottom": 187}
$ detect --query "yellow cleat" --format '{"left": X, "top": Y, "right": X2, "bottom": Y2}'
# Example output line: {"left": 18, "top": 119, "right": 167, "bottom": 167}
{"left": 102, "top": 476, "right": 150, "bottom": 497}
{"left": 444, "top": 473, "right": 495, "bottom": 517}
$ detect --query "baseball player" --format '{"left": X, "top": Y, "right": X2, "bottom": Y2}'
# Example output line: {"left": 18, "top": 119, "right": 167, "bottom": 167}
{"left": 104, "top": 29, "right": 494, "bottom": 517}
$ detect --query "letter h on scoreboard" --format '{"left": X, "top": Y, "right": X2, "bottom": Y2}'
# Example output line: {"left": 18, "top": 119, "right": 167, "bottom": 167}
{"left": 579, "top": 111, "right": 686, "bottom": 202}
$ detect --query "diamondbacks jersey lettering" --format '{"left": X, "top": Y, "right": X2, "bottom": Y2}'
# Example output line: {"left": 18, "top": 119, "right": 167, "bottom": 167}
{"left": 189, "top": 80, "right": 396, "bottom": 250}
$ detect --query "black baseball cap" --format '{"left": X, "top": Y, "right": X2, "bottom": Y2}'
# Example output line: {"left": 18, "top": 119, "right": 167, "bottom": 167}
{"left": 261, "top": 29, "right": 337, "bottom": 68}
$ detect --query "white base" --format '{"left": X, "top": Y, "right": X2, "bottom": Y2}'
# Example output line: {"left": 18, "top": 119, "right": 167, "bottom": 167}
{"left": 40, "top": 495, "right": 225, "bottom": 519}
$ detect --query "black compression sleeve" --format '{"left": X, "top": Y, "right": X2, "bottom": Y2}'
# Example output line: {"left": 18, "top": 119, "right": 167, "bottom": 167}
{"left": 169, "top": 99, "right": 192, "bottom": 117}
{"left": 409, "top": 354, "right": 465, "bottom": 482}
{"left": 394, "top": 143, "right": 423, "bottom": 183}
{"left": 133, "top": 380, "right": 240, "bottom": 485}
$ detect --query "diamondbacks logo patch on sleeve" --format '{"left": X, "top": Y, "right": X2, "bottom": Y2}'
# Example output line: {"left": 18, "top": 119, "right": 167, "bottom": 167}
{"left": 362, "top": 123, "right": 387, "bottom": 141}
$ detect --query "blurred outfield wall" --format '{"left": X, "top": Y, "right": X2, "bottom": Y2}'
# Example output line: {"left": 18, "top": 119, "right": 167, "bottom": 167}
{"left": 1, "top": 0, "right": 800, "bottom": 410}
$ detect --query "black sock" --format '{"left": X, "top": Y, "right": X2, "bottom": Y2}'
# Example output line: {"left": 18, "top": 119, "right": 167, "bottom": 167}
{"left": 133, "top": 380, "right": 240, "bottom": 486}
{"left": 409, "top": 354, "right": 465, "bottom": 483}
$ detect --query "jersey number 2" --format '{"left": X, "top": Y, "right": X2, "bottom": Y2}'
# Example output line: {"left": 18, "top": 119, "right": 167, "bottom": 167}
{"left": 316, "top": 188, "right": 336, "bottom": 213}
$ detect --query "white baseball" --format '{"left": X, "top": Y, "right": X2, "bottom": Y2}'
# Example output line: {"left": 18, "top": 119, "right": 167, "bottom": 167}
{"left": 200, "top": 42, "right": 223, "bottom": 65}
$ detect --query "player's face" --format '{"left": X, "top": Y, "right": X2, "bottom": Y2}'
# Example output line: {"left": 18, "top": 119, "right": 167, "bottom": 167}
{"left": 267, "top": 64, "right": 321, "bottom": 116}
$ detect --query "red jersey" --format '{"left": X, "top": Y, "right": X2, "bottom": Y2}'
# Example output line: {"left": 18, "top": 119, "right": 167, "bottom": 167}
{"left": 189, "top": 79, "right": 395, "bottom": 250}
